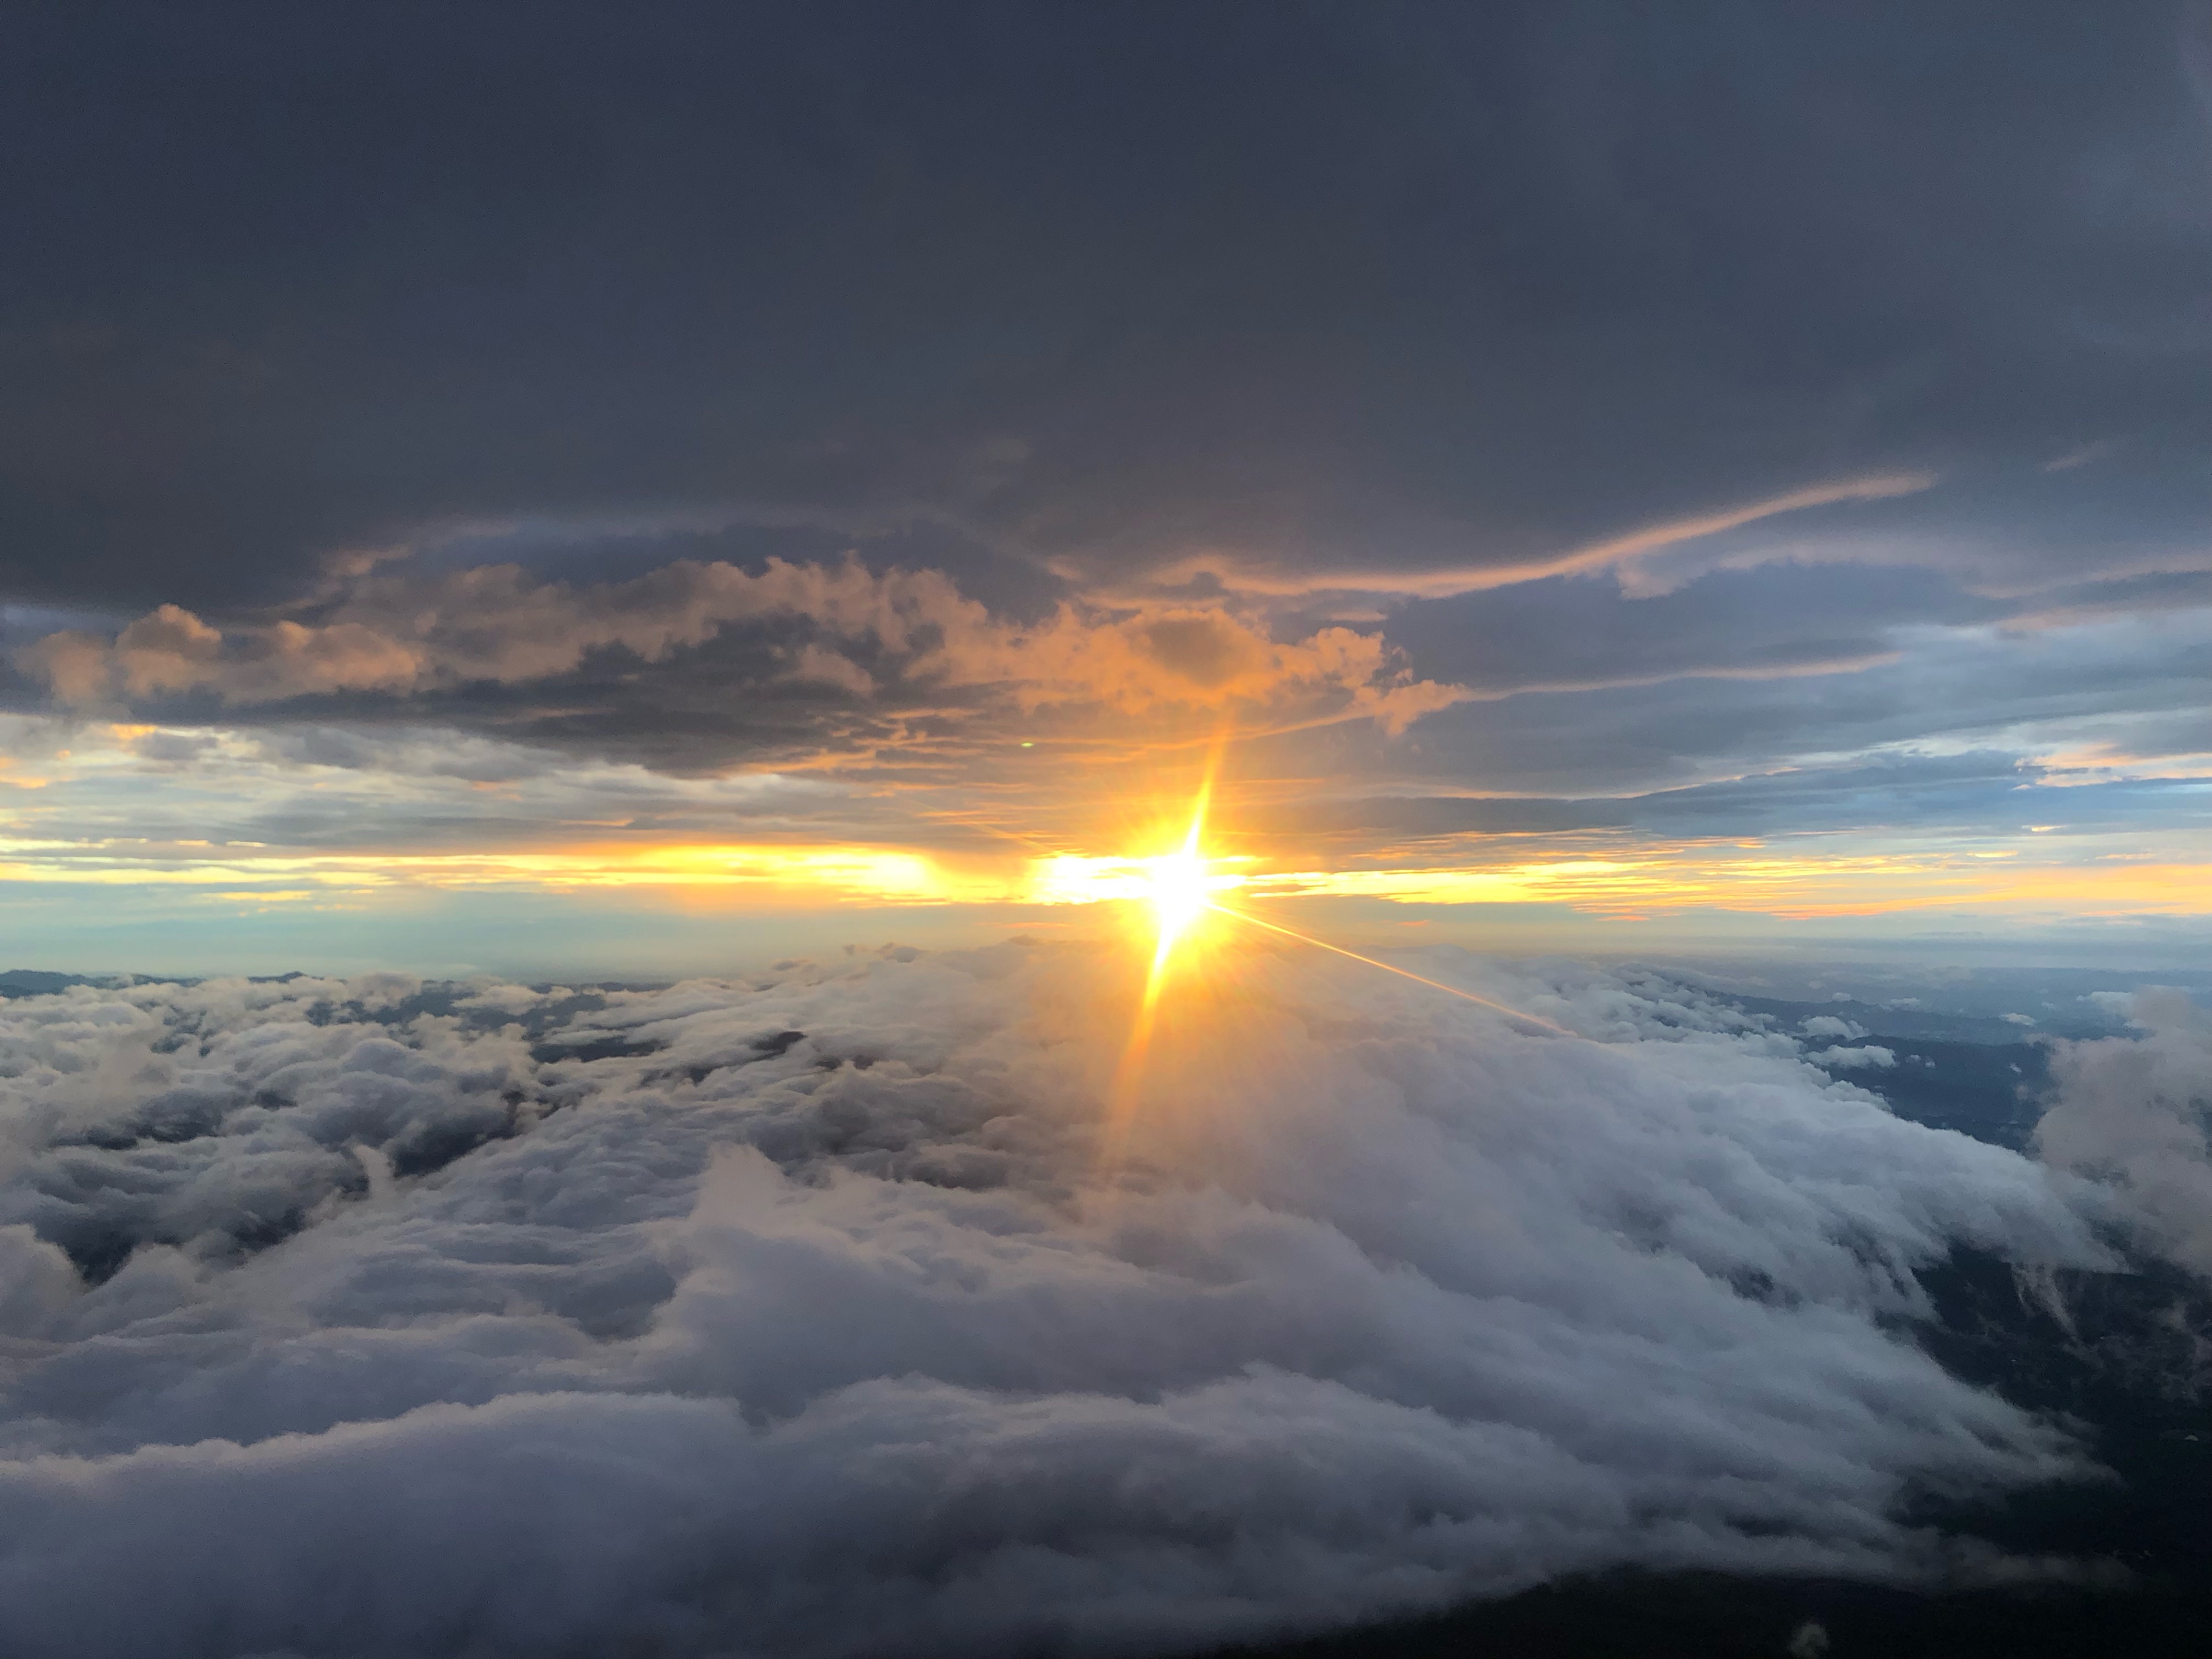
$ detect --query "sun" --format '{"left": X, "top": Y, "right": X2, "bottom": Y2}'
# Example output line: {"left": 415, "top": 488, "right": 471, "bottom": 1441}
{"left": 1028, "top": 758, "right": 1246, "bottom": 970}
{"left": 1092, "top": 749, "right": 1569, "bottom": 1164}
{"left": 1137, "top": 845, "right": 1217, "bottom": 966}
{"left": 1126, "top": 762, "right": 1251, "bottom": 975}
{"left": 1098, "top": 776, "right": 1236, "bottom": 1160}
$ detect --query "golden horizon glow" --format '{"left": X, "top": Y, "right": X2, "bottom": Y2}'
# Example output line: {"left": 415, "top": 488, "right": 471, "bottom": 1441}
{"left": 1233, "top": 848, "right": 2212, "bottom": 919}
{"left": 5, "top": 719, "right": 2207, "bottom": 935}
{"left": 4, "top": 821, "right": 2209, "bottom": 927}
{"left": 0, "top": 838, "right": 983, "bottom": 903}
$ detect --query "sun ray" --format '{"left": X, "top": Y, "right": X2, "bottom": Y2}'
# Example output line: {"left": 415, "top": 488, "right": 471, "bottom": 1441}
{"left": 1203, "top": 902, "right": 1575, "bottom": 1036}
{"left": 1096, "top": 738, "right": 1585, "bottom": 1168}
{"left": 1098, "top": 742, "right": 1230, "bottom": 1164}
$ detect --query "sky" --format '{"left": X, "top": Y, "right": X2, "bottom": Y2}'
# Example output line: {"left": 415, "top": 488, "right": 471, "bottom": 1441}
{"left": 2, "top": 0, "right": 2208, "bottom": 974}
{"left": 5, "top": 13, "right": 2212, "bottom": 1657}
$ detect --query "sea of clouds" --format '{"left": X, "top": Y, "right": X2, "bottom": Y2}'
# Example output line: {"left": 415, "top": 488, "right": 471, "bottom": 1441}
{"left": 0, "top": 941, "right": 2198, "bottom": 1659}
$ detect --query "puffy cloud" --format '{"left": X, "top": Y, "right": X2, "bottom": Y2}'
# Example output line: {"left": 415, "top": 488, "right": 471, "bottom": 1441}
{"left": 20, "top": 606, "right": 420, "bottom": 706}
{"left": 17, "top": 558, "right": 1464, "bottom": 737}
{"left": 1801, "top": 1016, "right": 1867, "bottom": 1040}
{"left": 1812, "top": 1045, "right": 1898, "bottom": 1070}
{"left": 0, "top": 947, "right": 2118, "bottom": 1657}
{"left": 2035, "top": 988, "right": 2212, "bottom": 1276}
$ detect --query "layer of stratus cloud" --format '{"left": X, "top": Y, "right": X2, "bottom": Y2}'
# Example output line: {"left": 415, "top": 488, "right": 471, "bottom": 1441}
{"left": 0, "top": 945, "right": 2198, "bottom": 1658}
{"left": 3, "top": 3, "right": 2210, "bottom": 853}
{"left": 1, "top": 5, "right": 2204, "bottom": 612}
{"left": 7, "top": 537, "right": 2209, "bottom": 874}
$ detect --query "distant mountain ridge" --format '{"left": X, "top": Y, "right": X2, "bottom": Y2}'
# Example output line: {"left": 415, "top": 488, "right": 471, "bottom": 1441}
{"left": 0, "top": 969, "right": 119, "bottom": 998}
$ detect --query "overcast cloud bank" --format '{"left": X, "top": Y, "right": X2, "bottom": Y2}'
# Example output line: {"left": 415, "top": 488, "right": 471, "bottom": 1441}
{"left": 0, "top": 945, "right": 2180, "bottom": 1657}
{"left": 5, "top": 3, "right": 2209, "bottom": 877}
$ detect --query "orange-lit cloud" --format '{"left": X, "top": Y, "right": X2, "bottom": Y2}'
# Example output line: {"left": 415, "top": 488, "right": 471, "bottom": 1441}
{"left": 19, "top": 558, "right": 1466, "bottom": 735}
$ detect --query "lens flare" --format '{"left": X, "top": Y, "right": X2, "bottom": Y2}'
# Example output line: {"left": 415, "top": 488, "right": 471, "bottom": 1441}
{"left": 1138, "top": 787, "right": 1214, "bottom": 980}
{"left": 1097, "top": 740, "right": 1570, "bottom": 1167}
{"left": 1099, "top": 761, "right": 1231, "bottom": 1161}
{"left": 1139, "top": 840, "right": 1220, "bottom": 969}
{"left": 1204, "top": 900, "right": 1573, "bottom": 1036}
{"left": 1143, "top": 851, "right": 1207, "bottom": 958}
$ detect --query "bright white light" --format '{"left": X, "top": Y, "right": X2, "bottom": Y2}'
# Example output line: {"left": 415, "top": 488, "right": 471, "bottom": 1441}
{"left": 1140, "top": 849, "right": 1214, "bottom": 957}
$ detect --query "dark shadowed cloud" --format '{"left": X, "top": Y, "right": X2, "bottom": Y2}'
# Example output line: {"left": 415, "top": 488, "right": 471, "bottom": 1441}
{"left": 2, "top": 0, "right": 2205, "bottom": 610}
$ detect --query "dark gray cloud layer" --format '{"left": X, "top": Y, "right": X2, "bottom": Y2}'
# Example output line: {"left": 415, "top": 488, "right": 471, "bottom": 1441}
{"left": 2, "top": 3, "right": 2207, "bottom": 891}
{"left": 0, "top": 946, "right": 2186, "bottom": 1657}
{"left": 2, "top": 1, "right": 2205, "bottom": 612}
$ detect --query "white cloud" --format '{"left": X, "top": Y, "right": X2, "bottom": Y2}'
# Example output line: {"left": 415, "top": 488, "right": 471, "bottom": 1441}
{"left": 2036, "top": 989, "right": 2212, "bottom": 1276}
{"left": 1812, "top": 1044, "right": 1898, "bottom": 1070}
{"left": 0, "top": 950, "right": 2120, "bottom": 1657}
{"left": 1801, "top": 1015, "right": 1867, "bottom": 1040}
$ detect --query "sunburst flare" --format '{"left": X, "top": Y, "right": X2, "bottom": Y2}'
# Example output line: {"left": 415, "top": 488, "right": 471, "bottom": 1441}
{"left": 1096, "top": 748, "right": 1576, "bottom": 1166}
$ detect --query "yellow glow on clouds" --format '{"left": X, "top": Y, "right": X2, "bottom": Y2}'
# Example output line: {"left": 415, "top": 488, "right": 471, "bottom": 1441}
{"left": 5, "top": 717, "right": 2204, "bottom": 933}
{"left": 0, "top": 839, "right": 963, "bottom": 904}
{"left": 1239, "top": 849, "right": 2212, "bottom": 919}
{"left": 2, "top": 831, "right": 2207, "bottom": 925}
